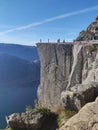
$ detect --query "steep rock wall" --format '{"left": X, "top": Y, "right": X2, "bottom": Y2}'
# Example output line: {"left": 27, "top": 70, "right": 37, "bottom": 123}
{"left": 37, "top": 43, "right": 98, "bottom": 109}
{"left": 37, "top": 43, "right": 73, "bottom": 108}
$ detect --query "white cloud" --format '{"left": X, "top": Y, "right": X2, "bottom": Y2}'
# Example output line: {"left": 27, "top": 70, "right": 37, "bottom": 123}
{"left": 0, "top": 5, "right": 98, "bottom": 35}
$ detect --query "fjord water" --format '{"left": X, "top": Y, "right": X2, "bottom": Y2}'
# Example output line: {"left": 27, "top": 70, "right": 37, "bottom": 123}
{"left": 0, "top": 81, "right": 39, "bottom": 128}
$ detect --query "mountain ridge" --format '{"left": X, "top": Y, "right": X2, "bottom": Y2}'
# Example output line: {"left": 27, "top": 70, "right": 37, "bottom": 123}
{"left": 0, "top": 43, "right": 40, "bottom": 86}
{"left": 0, "top": 53, "right": 40, "bottom": 86}
{"left": 0, "top": 43, "right": 39, "bottom": 62}
{"left": 76, "top": 16, "right": 98, "bottom": 41}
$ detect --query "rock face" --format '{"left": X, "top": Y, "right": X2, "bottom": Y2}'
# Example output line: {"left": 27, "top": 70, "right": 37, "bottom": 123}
{"left": 37, "top": 43, "right": 73, "bottom": 108}
{"left": 6, "top": 109, "right": 57, "bottom": 130}
{"left": 6, "top": 111, "right": 45, "bottom": 130}
{"left": 76, "top": 16, "right": 98, "bottom": 41}
{"left": 61, "top": 82, "right": 98, "bottom": 111}
{"left": 59, "top": 97, "right": 98, "bottom": 130}
{"left": 37, "top": 42, "right": 98, "bottom": 109}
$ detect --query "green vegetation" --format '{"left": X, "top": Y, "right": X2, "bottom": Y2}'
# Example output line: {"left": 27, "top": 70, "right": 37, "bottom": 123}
{"left": 34, "top": 100, "right": 52, "bottom": 116}
{"left": 6, "top": 128, "right": 13, "bottom": 130}
{"left": 86, "top": 44, "right": 98, "bottom": 53}
{"left": 57, "top": 109, "right": 77, "bottom": 127}
{"left": 6, "top": 102, "right": 77, "bottom": 130}
{"left": 34, "top": 103, "right": 78, "bottom": 128}
{"left": 34, "top": 106, "right": 51, "bottom": 115}
{"left": 25, "top": 100, "right": 55, "bottom": 116}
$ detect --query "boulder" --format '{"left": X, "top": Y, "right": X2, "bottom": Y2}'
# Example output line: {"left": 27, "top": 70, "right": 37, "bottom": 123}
{"left": 61, "top": 90, "right": 85, "bottom": 111}
{"left": 61, "top": 83, "right": 98, "bottom": 111}
{"left": 6, "top": 111, "right": 45, "bottom": 130}
{"left": 59, "top": 97, "right": 98, "bottom": 130}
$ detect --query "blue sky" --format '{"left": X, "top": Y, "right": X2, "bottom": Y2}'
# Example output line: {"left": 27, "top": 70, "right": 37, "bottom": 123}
{"left": 0, "top": 0, "right": 98, "bottom": 46}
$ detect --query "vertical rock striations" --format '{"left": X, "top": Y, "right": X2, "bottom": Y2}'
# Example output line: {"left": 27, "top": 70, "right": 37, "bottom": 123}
{"left": 67, "top": 44, "right": 84, "bottom": 89}
{"left": 37, "top": 43, "right": 73, "bottom": 108}
{"left": 37, "top": 43, "right": 98, "bottom": 110}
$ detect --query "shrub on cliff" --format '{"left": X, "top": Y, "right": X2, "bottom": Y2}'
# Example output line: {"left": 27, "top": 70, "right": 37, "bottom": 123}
{"left": 34, "top": 106, "right": 51, "bottom": 116}
{"left": 25, "top": 101, "right": 56, "bottom": 117}
{"left": 34, "top": 100, "right": 52, "bottom": 116}
{"left": 57, "top": 109, "right": 77, "bottom": 127}
{"left": 6, "top": 128, "right": 13, "bottom": 130}
{"left": 86, "top": 44, "right": 98, "bottom": 53}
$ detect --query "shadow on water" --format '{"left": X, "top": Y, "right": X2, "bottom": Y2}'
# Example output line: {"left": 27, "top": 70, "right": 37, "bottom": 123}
{"left": 0, "top": 81, "right": 40, "bottom": 129}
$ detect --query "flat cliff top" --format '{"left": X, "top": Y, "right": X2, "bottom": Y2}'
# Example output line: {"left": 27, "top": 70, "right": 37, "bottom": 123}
{"left": 37, "top": 40, "right": 98, "bottom": 46}
{"left": 37, "top": 42, "right": 73, "bottom": 45}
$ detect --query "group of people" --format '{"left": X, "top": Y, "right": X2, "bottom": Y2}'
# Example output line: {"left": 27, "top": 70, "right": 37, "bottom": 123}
{"left": 39, "top": 39, "right": 66, "bottom": 43}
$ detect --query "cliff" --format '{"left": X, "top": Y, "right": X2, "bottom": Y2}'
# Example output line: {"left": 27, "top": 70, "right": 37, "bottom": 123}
{"left": 37, "top": 42, "right": 98, "bottom": 110}
{"left": 37, "top": 43, "right": 73, "bottom": 108}
{"left": 6, "top": 16, "right": 98, "bottom": 130}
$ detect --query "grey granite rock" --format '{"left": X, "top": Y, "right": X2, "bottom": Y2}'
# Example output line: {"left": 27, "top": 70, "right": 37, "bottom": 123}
{"left": 6, "top": 111, "right": 45, "bottom": 130}
{"left": 37, "top": 43, "right": 73, "bottom": 108}
{"left": 37, "top": 42, "right": 98, "bottom": 109}
{"left": 76, "top": 16, "right": 98, "bottom": 41}
{"left": 59, "top": 97, "right": 98, "bottom": 130}
{"left": 61, "top": 82, "right": 98, "bottom": 111}
{"left": 61, "top": 90, "right": 85, "bottom": 111}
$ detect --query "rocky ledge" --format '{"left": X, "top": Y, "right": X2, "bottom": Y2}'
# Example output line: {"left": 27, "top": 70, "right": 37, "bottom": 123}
{"left": 6, "top": 107, "right": 57, "bottom": 130}
{"left": 6, "top": 111, "right": 45, "bottom": 130}
{"left": 60, "top": 97, "right": 98, "bottom": 130}
{"left": 61, "top": 82, "right": 98, "bottom": 111}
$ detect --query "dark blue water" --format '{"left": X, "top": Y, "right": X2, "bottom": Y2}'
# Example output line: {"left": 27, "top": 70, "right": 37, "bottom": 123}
{"left": 0, "top": 81, "right": 39, "bottom": 129}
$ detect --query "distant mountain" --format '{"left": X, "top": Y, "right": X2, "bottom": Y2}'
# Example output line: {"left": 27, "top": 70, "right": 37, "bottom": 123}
{"left": 0, "top": 43, "right": 40, "bottom": 86}
{"left": 76, "top": 16, "right": 98, "bottom": 41}
{"left": 0, "top": 53, "right": 40, "bottom": 86}
{"left": 0, "top": 43, "right": 39, "bottom": 62}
